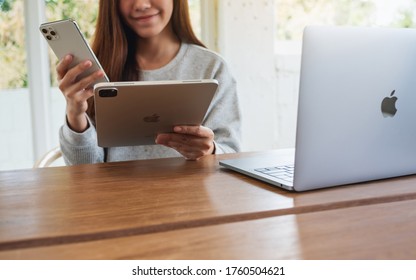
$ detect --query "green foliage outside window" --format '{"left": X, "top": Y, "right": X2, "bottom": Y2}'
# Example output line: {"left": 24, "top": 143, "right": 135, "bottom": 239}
{"left": 0, "top": 0, "right": 13, "bottom": 12}
{"left": 1, "top": 0, "right": 26, "bottom": 88}
{"left": 276, "top": 0, "right": 374, "bottom": 40}
{"left": 276, "top": 0, "right": 416, "bottom": 40}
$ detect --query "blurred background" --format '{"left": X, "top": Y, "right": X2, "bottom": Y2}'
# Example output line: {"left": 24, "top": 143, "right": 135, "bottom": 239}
{"left": 1, "top": 0, "right": 416, "bottom": 170}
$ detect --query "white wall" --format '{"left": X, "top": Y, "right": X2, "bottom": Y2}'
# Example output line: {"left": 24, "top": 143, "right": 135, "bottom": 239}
{"left": 0, "top": 89, "right": 34, "bottom": 170}
{"left": 274, "top": 41, "right": 302, "bottom": 148}
{"left": 0, "top": 88, "right": 65, "bottom": 170}
{"left": 217, "top": 0, "right": 299, "bottom": 151}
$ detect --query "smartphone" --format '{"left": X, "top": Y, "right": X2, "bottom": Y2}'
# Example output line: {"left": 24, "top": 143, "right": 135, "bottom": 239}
{"left": 39, "top": 19, "right": 109, "bottom": 86}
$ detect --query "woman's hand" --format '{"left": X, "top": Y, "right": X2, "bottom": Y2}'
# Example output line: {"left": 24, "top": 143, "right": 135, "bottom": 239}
{"left": 56, "top": 54, "right": 105, "bottom": 132}
{"left": 155, "top": 125, "right": 215, "bottom": 160}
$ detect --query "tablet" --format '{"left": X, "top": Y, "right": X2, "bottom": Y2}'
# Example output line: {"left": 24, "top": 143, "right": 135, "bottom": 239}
{"left": 93, "top": 79, "right": 219, "bottom": 147}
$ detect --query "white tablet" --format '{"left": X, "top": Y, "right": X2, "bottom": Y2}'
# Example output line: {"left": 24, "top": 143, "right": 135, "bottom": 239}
{"left": 93, "top": 79, "right": 218, "bottom": 147}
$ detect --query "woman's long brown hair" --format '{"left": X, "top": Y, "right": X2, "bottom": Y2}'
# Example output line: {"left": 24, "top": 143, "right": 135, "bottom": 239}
{"left": 87, "top": 0, "right": 205, "bottom": 121}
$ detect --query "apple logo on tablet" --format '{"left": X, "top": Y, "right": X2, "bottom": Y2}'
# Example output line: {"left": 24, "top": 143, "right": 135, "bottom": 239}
{"left": 143, "top": 113, "right": 160, "bottom": 122}
{"left": 381, "top": 90, "right": 398, "bottom": 118}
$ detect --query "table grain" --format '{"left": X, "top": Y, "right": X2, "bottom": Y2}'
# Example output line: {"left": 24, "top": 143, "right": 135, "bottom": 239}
{"left": 1, "top": 150, "right": 416, "bottom": 252}
{"left": 2, "top": 199, "right": 415, "bottom": 259}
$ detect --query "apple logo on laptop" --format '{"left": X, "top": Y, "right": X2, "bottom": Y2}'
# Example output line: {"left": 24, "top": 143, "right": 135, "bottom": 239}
{"left": 381, "top": 90, "right": 398, "bottom": 118}
{"left": 143, "top": 113, "right": 160, "bottom": 122}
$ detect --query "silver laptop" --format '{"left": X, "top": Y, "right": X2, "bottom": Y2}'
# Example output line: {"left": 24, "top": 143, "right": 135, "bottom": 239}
{"left": 220, "top": 25, "right": 416, "bottom": 192}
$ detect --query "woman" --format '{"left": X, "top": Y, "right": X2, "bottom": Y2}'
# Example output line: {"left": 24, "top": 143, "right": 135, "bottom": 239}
{"left": 58, "top": 0, "right": 241, "bottom": 164}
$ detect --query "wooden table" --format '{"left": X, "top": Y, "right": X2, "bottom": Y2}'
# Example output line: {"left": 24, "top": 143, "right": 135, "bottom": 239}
{"left": 1, "top": 150, "right": 416, "bottom": 259}
{"left": 3, "top": 199, "right": 415, "bottom": 260}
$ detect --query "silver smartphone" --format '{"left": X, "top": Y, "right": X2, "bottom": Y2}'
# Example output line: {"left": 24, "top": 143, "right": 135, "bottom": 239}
{"left": 39, "top": 19, "right": 109, "bottom": 85}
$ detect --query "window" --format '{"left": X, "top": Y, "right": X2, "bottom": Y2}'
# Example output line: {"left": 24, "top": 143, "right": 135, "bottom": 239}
{"left": 273, "top": 0, "right": 416, "bottom": 149}
{"left": 276, "top": 0, "right": 416, "bottom": 41}
{"left": 0, "top": 0, "right": 34, "bottom": 170}
{"left": 0, "top": 0, "right": 27, "bottom": 89}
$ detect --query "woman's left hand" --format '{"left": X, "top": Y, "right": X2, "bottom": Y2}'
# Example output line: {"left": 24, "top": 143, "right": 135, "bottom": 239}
{"left": 155, "top": 125, "right": 215, "bottom": 160}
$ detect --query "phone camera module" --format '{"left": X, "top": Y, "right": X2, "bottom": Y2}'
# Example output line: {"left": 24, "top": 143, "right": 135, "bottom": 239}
{"left": 42, "top": 27, "right": 58, "bottom": 40}
{"left": 99, "top": 89, "right": 118, "bottom": 98}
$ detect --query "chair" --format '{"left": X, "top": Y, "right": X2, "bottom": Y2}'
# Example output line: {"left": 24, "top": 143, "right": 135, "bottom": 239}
{"left": 33, "top": 146, "right": 63, "bottom": 168}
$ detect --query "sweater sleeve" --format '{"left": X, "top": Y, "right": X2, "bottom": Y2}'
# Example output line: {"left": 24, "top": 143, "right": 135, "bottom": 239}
{"left": 203, "top": 61, "right": 242, "bottom": 154}
{"left": 59, "top": 115, "right": 105, "bottom": 165}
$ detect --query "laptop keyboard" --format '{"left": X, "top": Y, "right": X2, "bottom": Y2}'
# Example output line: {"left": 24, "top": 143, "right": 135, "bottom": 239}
{"left": 254, "top": 164, "right": 294, "bottom": 183}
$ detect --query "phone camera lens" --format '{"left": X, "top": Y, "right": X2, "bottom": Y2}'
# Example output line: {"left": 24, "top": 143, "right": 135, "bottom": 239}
{"left": 50, "top": 30, "right": 56, "bottom": 36}
{"left": 99, "top": 89, "right": 118, "bottom": 98}
{"left": 41, "top": 28, "right": 48, "bottom": 34}
{"left": 46, "top": 35, "right": 52, "bottom": 40}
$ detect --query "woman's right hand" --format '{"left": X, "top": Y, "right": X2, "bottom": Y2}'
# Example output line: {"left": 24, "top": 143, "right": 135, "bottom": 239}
{"left": 56, "top": 54, "right": 105, "bottom": 132}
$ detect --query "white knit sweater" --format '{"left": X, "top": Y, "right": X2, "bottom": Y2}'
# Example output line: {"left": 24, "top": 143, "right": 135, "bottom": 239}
{"left": 59, "top": 43, "right": 242, "bottom": 165}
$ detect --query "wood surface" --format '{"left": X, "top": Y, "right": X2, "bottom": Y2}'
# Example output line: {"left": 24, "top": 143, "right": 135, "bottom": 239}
{"left": 1, "top": 150, "right": 416, "bottom": 257}
{"left": 2, "top": 199, "right": 415, "bottom": 260}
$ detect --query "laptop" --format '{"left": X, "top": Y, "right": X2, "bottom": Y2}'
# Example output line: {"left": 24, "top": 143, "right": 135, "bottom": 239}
{"left": 219, "top": 25, "right": 416, "bottom": 192}
{"left": 94, "top": 79, "right": 218, "bottom": 147}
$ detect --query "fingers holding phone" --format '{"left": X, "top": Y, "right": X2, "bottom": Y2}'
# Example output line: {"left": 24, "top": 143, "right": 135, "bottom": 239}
{"left": 57, "top": 54, "right": 104, "bottom": 93}
{"left": 56, "top": 55, "right": 104, "bottom": 132}
{"left": 40, "top": 19, "right": 109, "bottom": 132}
